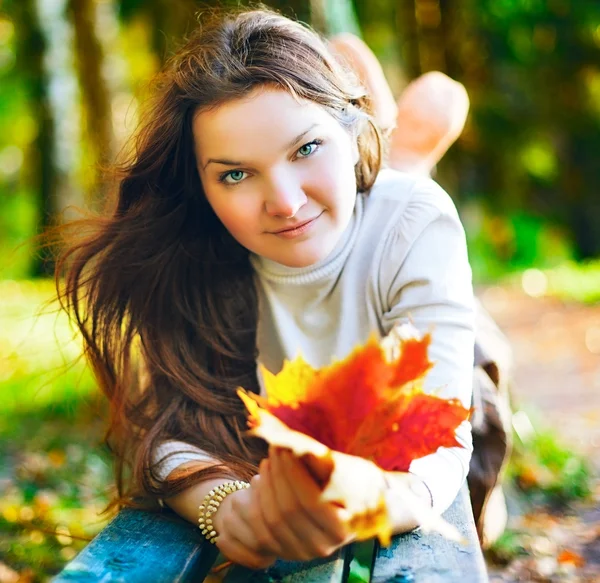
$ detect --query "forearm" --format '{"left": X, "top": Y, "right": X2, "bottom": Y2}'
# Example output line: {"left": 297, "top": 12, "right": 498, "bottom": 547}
{"left": 162, "top": 462, "right": 238, "bottom": 526}
{"left": 165, "top": 463, "right": 431, "bottom": 542}
{"left": 409, "top": 422, "right": 472, "bottom": 514}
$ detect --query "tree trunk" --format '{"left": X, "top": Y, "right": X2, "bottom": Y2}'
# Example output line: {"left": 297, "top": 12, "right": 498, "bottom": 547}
{"left": 395, "top": 0, "right": 420, "bottom": 80}
{"left": 11, "top": 0, "right": 57, "bottom": 277}
{"left": 67, "top": 0, "right": 114, "bottom": 207}
{"left": 310, "top": 0, "right": 361, "bottom": 37}
{"left": 269, "top": 0, "right": 311, "bottom": 24}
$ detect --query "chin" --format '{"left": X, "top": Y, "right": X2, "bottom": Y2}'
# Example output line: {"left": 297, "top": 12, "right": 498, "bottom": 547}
{"left": 275, "top": 253, "right": 324, "bottom": 268}
{"left": 276, "top": 240, "right": 336, "bottom": 268}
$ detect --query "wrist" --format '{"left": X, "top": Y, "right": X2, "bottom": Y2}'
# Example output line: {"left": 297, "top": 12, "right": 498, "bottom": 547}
{"left": 210, "top": 487, "right": 243, "bottom": 536}
{"left": 382, "top": 472, "right": 434, "bottom": 534}
{"left": 198, "top": 480, "right": 250, "bottom": 543}
{"left": 407, "top": 472, "right": 433, "bottom": 508}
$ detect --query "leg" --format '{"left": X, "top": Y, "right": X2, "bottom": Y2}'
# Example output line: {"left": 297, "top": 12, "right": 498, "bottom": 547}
{"left": 328, "top": 34, "right": 469, "bottom": 176}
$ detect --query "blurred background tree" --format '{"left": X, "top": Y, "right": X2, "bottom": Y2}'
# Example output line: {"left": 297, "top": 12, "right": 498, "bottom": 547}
{"left": 1, "top": 0, "right": 599, "bottom": 281}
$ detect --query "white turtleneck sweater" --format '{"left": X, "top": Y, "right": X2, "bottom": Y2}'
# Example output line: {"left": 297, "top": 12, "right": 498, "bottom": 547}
{"left": 153, "top": 168, "right": 475, "bottom": 515}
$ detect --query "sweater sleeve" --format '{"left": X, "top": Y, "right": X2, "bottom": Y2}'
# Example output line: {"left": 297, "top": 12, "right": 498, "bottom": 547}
{"left": 378, "top": 179, "right": 475, "bottom": 514}
{"left": 151, "top": 440, "right": 216, "bottom": 483}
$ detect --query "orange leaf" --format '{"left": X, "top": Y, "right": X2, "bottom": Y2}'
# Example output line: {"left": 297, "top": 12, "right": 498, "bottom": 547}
{"left": 237, "top": 393, "right": 394, "bottom": 544}
{"left": 557, "top": 549, "right": 585, "bottom": 567}
{"left": 238, "top": 323, "right": 469, "bottom": 544}
{"left": 250, "top": 328, "right": 469, "bottom": 470}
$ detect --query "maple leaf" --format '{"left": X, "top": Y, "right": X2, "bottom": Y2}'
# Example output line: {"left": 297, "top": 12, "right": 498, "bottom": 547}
{"left": 557, "top": 549, "right": 585, "bottom": 567}
{"left": 238, "top": 324, "right": 471, "bottom": 545}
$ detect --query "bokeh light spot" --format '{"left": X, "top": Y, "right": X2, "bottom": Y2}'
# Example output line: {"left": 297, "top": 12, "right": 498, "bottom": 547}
{"left": 522, "top": 268, "right": 548, "bottom": 297}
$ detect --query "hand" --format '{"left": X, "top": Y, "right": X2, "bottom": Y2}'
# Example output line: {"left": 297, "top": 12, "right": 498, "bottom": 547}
{"left": 213, "top": 448, "right": 354, "bottom": 568}
{"left": 254, "top": 448, "right": 355, "bottom": 561}
{"left": 211, "top": 484, "right": 278, "bottom": 571}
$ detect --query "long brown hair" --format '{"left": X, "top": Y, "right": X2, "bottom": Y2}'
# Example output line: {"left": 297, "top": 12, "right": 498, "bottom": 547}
{"left": 53, "top": 5, "right": 382, "bottom": 511}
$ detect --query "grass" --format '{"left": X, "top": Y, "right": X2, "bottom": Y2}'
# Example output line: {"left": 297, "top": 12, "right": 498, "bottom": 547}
{"left": 0, "top": 279, "right": 112, "bottom": 580}
{"left": 507, "top": 426, "right": 592, "bottom": 506}
{"left": 0, "top": 404, "right": 112, "bottom": 577}
{"left": 484, "top": 416, "right": 594, "bottom": 568}
{"left": 0, "top": 279, "right": 97, "bottom": 413}
{"left": 482, "top": 259, "right": 600, "bottom": 306}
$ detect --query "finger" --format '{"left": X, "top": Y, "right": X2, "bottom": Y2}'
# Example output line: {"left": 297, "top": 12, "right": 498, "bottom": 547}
{"left": 220, "top": 498, "right": 270, "bottom": 555}
{"left": 276, "top": 449, "right": 351, "bottom": 545}
{"left": 258, "top": 456, "right": 313, "bottom": 560}
{"left": 217, "top": 534, "right": 276, "bottom": 571}
{"left": 269, "top": 449, "right": 340, "bottom": 557}
{"left": 236, "top": 474, "right": 286, "bottom": 556}
{"left": 214, "top": 486, "right": 278, "bottom": 562}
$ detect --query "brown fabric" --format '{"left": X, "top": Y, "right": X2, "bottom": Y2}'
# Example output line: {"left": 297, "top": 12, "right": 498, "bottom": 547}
{"left": 467, "top": 300, "right": 514, "bottom": 543}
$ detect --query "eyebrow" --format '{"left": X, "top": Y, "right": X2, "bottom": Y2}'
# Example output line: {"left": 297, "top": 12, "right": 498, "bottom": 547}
{"left": 202, "top": 123, "right": 320, "bottom": 170}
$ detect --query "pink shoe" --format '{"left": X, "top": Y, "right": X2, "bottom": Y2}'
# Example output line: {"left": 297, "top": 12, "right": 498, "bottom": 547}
{"left": 388, "top": 72, "right": 470, "bottom": 176}
{"left": 328, "top": 35, "right": 470, "bottom": 176}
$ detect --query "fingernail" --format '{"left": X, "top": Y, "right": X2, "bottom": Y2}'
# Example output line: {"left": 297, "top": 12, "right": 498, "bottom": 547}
{"left": 336, "top": 508, "right": 351, "bottom": 522}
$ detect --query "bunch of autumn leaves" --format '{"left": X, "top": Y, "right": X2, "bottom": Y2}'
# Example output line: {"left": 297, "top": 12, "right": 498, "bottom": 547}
{"left": 237, "top": 324, "right": 471, "bottom": 546}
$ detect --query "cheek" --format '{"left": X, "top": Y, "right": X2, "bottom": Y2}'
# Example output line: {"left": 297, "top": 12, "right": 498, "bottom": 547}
{"left": 206, "top": 192, "right": 261, "bottom": 240}
{"left": 309, "top": 145, "right": 356, "bottom": 204}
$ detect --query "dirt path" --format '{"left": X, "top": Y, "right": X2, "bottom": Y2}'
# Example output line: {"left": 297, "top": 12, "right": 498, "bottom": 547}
{"left": 479, "top": 285, "right": 600, "bottom": 470}
{"left": 479, "top": 285, "right": 600, "bottom": 582}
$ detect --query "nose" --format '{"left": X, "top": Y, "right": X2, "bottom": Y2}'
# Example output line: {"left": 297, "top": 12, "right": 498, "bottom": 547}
{"left": 264, "top": 174, "right": 307, "bottom": 218}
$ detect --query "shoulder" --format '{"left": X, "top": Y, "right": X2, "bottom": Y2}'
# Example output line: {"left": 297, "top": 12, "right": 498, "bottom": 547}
{"left": 362, "top": 168, "right": 463, "bottom": 258}
{"left": 365, "top": 171, "right": 472, "bottom": 316}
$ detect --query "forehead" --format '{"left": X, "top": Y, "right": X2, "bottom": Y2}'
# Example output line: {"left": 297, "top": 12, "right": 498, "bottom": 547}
{"left": 192, "top": 88, "right": 336, "bottom": 159}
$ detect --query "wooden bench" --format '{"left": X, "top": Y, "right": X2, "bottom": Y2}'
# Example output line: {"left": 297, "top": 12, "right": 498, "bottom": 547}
{"left": 53, "top": 485, "right": 488, "bottom": 582}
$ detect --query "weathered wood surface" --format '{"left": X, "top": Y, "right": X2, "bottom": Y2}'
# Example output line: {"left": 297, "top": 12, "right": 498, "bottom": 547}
{"left": 52, "top": 507, "right": 348, "bottom": 582}
{"left": 220, "top": 547, "right": 351, "bottom": 582}
{"left": 371, "top": 485, "right": 488, "bottom": 583}
{"left": 52, "top": 508, "right": 218, "bottom": 582}
{"left": 54, "top": 485, "right": 488, "bottom": 582}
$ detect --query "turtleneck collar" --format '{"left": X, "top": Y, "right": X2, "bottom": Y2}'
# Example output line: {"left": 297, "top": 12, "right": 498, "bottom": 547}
{"left": 250, "top": 192, "right": 365, "bottom": 286}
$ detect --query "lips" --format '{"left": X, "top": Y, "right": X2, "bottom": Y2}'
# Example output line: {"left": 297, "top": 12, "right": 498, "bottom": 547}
{"left": 271, "top": 212, "right": 322, "bottom": 234}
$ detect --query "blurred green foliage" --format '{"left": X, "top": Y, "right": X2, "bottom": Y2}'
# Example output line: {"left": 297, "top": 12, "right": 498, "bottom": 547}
{"left": 485, "top": 424, "right": 594, "bottom": 570}
{"left": 486, "top": 529, "right": 528, "bottom": 566}
{"left": 0, "top": 280, "right": 112, "bottom": 580}
{"left": 0, "top": 0, "right": 600, "bottom": 279}
{"left": 508, "top": 428, "right": 592, "bottom": 506}
{"left": 544, "top": 259, "right": 600, "bottom": 304}
{"left": 463, "top": 206, "right": 574, "bottom": 283}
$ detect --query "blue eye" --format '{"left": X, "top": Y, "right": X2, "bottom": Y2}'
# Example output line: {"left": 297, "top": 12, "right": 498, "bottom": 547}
{"left": 220, "top": 170, "right": 247, "bottom": 185}
{"left": 296, "top": 139, "right": 323, "bottom": 158}
{"left": 217, "top": 139, "right": 322, "bottom": 187}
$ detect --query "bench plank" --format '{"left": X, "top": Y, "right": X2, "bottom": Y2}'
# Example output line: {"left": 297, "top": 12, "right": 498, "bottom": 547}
{"left": 268, "top": 546, "right": 351, "bottom": 582}
{"left": 54, "top": 485, "right": 486, "bottom": 582}
{"left": 52, "top": 508, "right": 218, "bottom": 582}
{"left": 53, "top": 507, "right": 349, "bottom": 582}
{"left": 371, "top": 485, "right": 488, "bottom": 583}
{"left": 220, "top": 548, "right": 350, "bottom": 582}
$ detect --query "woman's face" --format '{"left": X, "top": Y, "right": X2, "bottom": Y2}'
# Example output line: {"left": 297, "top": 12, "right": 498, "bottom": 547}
{"left": 193, "top": 87, "right": 359, "bottom": 268}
